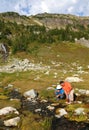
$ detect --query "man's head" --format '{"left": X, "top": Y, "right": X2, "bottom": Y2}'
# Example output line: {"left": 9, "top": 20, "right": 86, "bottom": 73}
{"left": 60, "top": 81, "right": 64, "bottom": 86}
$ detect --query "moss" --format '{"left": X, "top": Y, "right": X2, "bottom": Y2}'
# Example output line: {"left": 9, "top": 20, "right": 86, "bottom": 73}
{"left": 19, "top": 111, "right": 51, "bottom": 130}
{"left": 0, "top": 99, "right": 21, "bottom": 109}
{"left": 65, "top": 103, "right": 89, "bottom": 122}
{"left": 40, "top": 89, "right": 55, "bottom": 102}
{"left": 0, "top": 95, "right": 8, "bottom": 100}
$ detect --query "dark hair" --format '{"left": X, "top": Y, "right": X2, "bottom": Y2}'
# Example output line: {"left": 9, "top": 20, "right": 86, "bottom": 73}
{"left": 60, "top": 81, "right": 64, "bottom": 84}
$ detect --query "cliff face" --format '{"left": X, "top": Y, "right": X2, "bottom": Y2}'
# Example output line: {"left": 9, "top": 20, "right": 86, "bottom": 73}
{"left": 0, "top": 12, "right": 89, "bottom": 54}
{"left": 32, "top": 13, "right": 89, "bottom": 29}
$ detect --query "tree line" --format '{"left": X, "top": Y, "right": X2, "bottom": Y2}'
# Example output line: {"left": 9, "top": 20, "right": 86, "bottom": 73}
{"left": 0, "top": 20, "right": 89, "bottom": 53}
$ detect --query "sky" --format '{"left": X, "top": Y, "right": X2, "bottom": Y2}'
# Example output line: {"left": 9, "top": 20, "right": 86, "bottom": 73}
{"left": 0, "top": 0, "right": 89, "bottom": 16}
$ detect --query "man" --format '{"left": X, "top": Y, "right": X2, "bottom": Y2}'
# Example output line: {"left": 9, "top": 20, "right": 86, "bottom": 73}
{"left": 55, "top": 85, "right": 66, "bottom": 100}
{"left": 60, "top": 81, "right": 74, "bottom": 103}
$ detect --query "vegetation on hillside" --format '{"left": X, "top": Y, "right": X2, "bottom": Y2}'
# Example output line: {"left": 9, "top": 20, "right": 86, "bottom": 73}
{"left": 0, "top": 12, "right": 89, "bottom": 54}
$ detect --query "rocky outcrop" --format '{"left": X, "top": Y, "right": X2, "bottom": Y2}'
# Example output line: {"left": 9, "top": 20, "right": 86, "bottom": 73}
{"left": 33, "top": 13, "right": 89, "bottom": 29}
{"left": 75, "top": 37, "right": 89, "bottom": 48}
{"left": 0, "top": 58, "right": 50, "bottom": 73}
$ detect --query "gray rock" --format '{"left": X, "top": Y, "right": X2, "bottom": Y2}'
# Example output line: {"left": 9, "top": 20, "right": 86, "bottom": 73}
{"left": 74, "top": 108, "right": 85, "bottom": 115}
{"left": 47, "top": 105, "right": 55, "bottom": 111}
{"left": 0, "top": 107, "right": 19, "bottom": 116}
{"left": 23, "top": 89, "right": 37, "bottom": 99}
{"left": 4, "top": 117, "right": 20, "bottom": 126}
{"left": 55, "top": 108, "right": 67, "bottom": 118}
{"left": 35, "top": 108, "right": 41, "bottom": 112}
{"left": 65, "top": 77, "right": 83, "bottom": 82}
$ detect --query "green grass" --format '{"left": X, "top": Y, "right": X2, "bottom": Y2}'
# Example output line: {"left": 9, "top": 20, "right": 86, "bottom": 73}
{"left": 0, "top": 42, "right": 89, "bottom": 129}
{"left": 0, "top": 42, "right": 89, "bottom": 92}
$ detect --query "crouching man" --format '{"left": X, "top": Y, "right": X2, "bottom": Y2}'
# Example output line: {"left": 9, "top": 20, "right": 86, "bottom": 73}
{"left": 55, "top": 85, "right": 66, "bottom": 100}
{"left": 60, "top": 81, "right": 74, "bottom": 104}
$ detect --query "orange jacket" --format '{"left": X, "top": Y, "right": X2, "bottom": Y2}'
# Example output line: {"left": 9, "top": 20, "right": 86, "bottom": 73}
{"left": 62, "top": 82, "right": 72, "bottom": 94}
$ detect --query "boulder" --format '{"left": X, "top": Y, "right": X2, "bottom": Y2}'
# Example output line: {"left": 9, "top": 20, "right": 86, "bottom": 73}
{"left": 65, "top": 77, "right": 83, "bottom": 82}
{"left": 0, "top": 107, "right": 19, "bottom": 116}
{"left": 55, "top": 108, "right": 67, "bottom": 118}
{"left": 4, "top": 117, "right": 20, "bottom": 126}
{"left": 23, "top": 89, "right": 37, "bottom": 99}
{"left": 74, "top": 108, "right": 85, "bottom": 115}
{"left": 47, "top": 105, "right": 55, "bottom": 111}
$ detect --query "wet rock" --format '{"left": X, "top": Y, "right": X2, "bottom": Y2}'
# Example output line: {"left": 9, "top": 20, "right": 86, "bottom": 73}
{"left": 51, "top": 103, "right": 59, "bottom": 107}
{"left": 21, "top": 99, "right": 54, "bottom": 117}
{"left": 35, "top": 108, "right": 41, "bottom": 112}
{"left": 8, "top": 89, "right": 22, "bottom": 99}
{"left": 4, "top": 117, "right": 20, "bottom": 126}
{"left": 47, "top": 105, "right": 55, "bottom": 111}
{"left": 40, "top": 99, "right": 48, "bottom": 103}
{"left": 23, "top": 89, "right": 38, "bottom": 100}
{"left": 0, "top": 107, "right": 19, "bottom": 116}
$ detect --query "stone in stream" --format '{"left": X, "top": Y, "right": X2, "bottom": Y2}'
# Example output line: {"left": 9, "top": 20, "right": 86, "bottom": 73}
{"left": 47, "top": 105, "right": 55, "bottom": 111}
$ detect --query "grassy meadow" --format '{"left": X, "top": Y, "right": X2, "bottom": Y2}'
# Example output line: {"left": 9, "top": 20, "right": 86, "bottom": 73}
{"left": 0, "top": 42, "right": 89, "bottom": 93}
{"left": 0, "top": 42, "right": 89, "bottom": 130}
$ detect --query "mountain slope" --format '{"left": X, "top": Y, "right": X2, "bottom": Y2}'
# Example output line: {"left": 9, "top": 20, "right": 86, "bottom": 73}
{"left": 0, "top": 12, "right": 89, "bottom": 54}
{"left": 32, "top": 13, "right": 89, "bottom": 29}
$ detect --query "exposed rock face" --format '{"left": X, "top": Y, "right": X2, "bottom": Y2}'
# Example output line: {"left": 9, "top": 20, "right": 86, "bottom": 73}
{"left": 33, "top": 13, "right": 89, "bottom": 29}
{"left": 75, "top": 37, "right": 89, "bottom": 48}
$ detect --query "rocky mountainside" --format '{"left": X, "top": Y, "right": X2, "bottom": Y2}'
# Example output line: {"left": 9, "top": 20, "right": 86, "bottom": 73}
{"left": 1, "top": 12, "right": 89, "bottom": 29}
{"left": 32, "top": 13, "right": 89, "bottom": 29}
{"left": 0, "top": 12, "right": 89, "bottom": 130}
{"left": 0, "top": 12, "right": 89, "bottom": 55}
